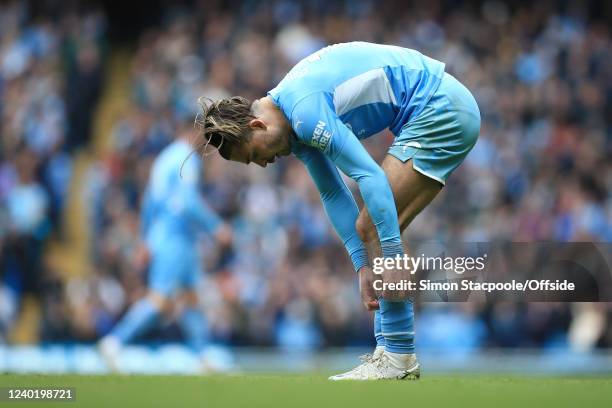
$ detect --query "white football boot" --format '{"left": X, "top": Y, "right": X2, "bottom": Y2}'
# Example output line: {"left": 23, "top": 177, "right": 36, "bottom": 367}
{"left": 98, "top": 336, "right": 122, "bottom": 373}
{"left": 329, "top": 349, "right": 420, "bottom": 381}
{"left": 328, "top": 346, "right": 384, "bottom": 380}
{"left": 371, "top": 351, "right": 420, "bottom": 380}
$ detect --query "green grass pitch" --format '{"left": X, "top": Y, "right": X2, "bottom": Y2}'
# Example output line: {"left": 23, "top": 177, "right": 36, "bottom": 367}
{"left": 1, "top": 374, "right": 611, "bottom": 408}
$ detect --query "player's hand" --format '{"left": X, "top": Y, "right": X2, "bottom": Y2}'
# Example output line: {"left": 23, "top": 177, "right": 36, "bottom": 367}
{"left": 358, "top": 266, "right": 380, "bottom": 311}
{"left": 381, "top": 265, "right": 412, "bottom": 301}
{"left": 215, "top": 224, "right": 233, "bottom": 247}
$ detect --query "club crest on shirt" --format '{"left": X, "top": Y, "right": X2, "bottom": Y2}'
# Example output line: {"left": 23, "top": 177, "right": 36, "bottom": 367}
{"left": 311, "top": 120, "right": 332, "bottom": 152}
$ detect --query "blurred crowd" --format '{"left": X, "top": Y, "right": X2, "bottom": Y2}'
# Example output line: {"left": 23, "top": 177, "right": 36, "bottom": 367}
{"left": 0, "top": 2, "right": 106, "bottom": 341}
{"left": 2, "top": 0, "right": 612, "bottom": 353}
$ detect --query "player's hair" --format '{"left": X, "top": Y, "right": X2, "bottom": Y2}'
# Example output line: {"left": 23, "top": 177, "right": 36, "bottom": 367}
{"left": 194, "top": 96, "right": 254, "bottom": 160}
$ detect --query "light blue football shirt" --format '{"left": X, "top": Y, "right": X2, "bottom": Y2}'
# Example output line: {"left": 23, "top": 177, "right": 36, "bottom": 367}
{"left": 142, "top": 140, "right": 222, "bottom": 250}
{"left": 269, "top": 41, "right": 445, "bottom": 149}
{"left": 268, "top": 42, "right": 446, "bottom": 271}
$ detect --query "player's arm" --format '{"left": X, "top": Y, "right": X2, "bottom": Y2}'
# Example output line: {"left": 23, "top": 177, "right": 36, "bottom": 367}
{"left": 180, "top": 160, "right": 232, "bottom": 245}
{"left": 331, "top": 132, "right": 403, "bottom": 257}
{"left": 291, "top": 94, "right": 403, "bottom": 259}
{"left": 294, "top": 144, "right": 368, "bottom": 272}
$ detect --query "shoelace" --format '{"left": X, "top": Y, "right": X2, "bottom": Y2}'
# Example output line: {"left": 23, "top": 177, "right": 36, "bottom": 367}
{"left": 372, "top": 354, "right": 396, "bottom": 378}
{"left": 358, "top": 353, "right": 374, "bottom": 363}
{"left": 374, "top": 354, "right": 388, "bottom": 368}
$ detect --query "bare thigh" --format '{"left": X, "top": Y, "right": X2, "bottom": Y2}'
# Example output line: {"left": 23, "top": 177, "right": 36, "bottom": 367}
{"left": 357, "top": 155, "right": 442, "bottom": 243}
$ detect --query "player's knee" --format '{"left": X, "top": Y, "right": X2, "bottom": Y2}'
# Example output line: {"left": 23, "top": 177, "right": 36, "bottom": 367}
{"left": 355, "top": 215, "right": 377, "bottom": 243}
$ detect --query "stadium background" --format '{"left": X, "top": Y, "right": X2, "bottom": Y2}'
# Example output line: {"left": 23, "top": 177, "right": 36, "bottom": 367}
{"left": 0, "top": 0, "right": 611, "bottom": 374}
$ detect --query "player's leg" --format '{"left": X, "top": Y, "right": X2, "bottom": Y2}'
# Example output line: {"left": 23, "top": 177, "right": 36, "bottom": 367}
{"left": 106, "top": 291, "right": 169, "bottom": 345}
{"left": 108, "top": 244, "right": 180, "bottom": 345}
{"left": 333, "top": 72, "right": 480, "bottom": 380}
{"left": 99, "top": 245, "right": 179, "bottom": 371}
{"left": 360, "top": 156, "right": 441, "bottom": 379}
{"left": 98, "top": 290, "right": 169, "bottom": 372}
{"left": 357, "top": 154, "right": 442, "bottom": 244}
{"left": 374, "top": 309, "right": 385, "bottom": 350}
{"left": 178, "top": 289, "right": 218, "bottom": 373}
{"left": 177, "top": 282, "right": 209, "bottom": 356}
{"left": 177, "top": 250, "right": 228, "bottom": 373}
{"left": 175, "top": 244, "right": 209, "bottom": 352}
{"left": 329, "top": 159, "right": 439, "bottom": 381}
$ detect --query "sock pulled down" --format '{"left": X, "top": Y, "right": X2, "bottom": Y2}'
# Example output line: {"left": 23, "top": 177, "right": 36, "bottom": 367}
{"left": 378, "top": 299, "right": 414, "bottom": 354}
{"left": 374, "top": 309, "right": 385, "bottom": 347}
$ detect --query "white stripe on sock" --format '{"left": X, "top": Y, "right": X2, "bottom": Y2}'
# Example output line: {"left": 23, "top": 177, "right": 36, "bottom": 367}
{"left": 381, "top": 331, "right": 415, "bottom": 337}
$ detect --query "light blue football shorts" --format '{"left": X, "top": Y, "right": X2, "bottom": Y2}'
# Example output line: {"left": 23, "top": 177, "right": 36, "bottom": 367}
{"left": 148, "top": 240, "right": 200, "bottom": 297}
{"left": 387, "top": 72, "right": 481, "bottom": 185}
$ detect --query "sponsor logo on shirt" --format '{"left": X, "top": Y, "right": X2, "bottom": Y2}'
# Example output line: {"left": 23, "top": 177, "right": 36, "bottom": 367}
{"left": 311, "top": 120, "right": 332, "bottom": 152}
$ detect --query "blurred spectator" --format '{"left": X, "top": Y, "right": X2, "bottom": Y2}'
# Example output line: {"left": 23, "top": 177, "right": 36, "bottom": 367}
{"left": 3, "top": 147, "right": 49, "bottom": 296}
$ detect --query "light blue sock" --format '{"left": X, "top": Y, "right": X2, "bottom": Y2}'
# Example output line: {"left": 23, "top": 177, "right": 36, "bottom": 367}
{"left": 379, "top": 299, "right": 414, "bottom": 354}
{"left": 374, "top": 310, "right": 385, "bottom": 347}
{"left": 178, "top": 307, "right": 209, "bottom": 353}
{"left": 111, "top": 298, "right": 160, "bottom": 344}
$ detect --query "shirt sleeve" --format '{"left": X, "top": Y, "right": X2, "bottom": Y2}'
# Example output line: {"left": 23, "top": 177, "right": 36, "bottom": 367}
{"left": 185, "top": 189, "right": 223, "bottom": 234}
{"left": 291, "top": 93, "right": 404, "bottom": 258}
{"left": 177, "top": 157, "right": 223, "bottom": 235}
{"left": 293, "top": 144, "right": 368, "bottom": 271}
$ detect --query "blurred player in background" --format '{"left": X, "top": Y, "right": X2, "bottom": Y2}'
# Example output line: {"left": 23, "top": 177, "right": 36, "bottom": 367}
{"left": 99, "top": 125, "right": 232, "bottom": 373}
{"left": 196, "top": 42, "right": 480, "bottom": 380}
